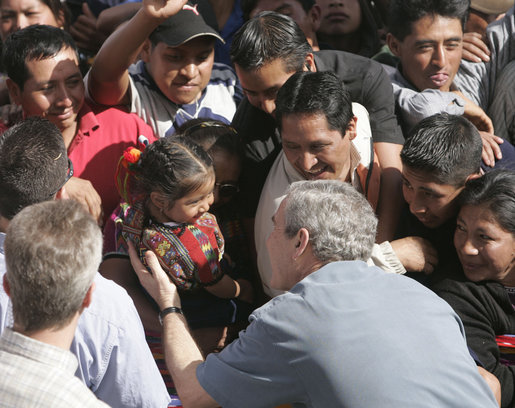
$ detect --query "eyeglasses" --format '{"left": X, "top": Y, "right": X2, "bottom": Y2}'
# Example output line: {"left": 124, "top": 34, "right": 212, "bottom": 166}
{"left": 49, "top": 158, "right": 74, "bottom": 197}
{"left": 215, "top": 182, "right": 239, "bottom": 198}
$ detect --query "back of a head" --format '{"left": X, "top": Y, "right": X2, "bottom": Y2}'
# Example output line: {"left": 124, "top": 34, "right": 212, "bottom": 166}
{"left": 388, "top": 0, "right": 470, "bottom": 40}
{"left": 136, "top": 136, "right": 214, "bottom": 205}
{"left": 0, "top": 117, "right": 68, "bottom": 220}
{"left": 275, "top": 71, "right": 353, "bottom": 136}
{"left": 175, "top": 119, "right": 243, "bottom": 159}
{"left": 2, "top": 24, "right": 78, "bottom": 89}
{"left": 459, "top": 170, "right": 515, "bottom": 236}
{"left": 230, "top": 11, "right": 312, "bottom": 72}
{"left": 4, "top": 200, "right": 102, "bottom": 332}
{"left": 284, "top": 180, "right": 377, "bottom": 262}
{"left": 401, "top": 113, "right": 482, "bottom": 186}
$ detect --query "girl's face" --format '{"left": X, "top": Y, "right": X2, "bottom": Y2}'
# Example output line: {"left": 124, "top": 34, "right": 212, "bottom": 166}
{"left": 454, "top": 204, "right": 515, "bottom": 286}
{"left": 0, "top": 0, "right": 63, "bottom": 40}
{"left": 164, "top": 174, "right": 215, "bottom": 224}
{"left": 210, "top": 149, "right": 241, "bottom": 207}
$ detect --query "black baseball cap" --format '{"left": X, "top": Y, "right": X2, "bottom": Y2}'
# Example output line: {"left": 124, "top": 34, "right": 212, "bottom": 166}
{"left": 151, "top": 3, "right": 224, "bottom": 47}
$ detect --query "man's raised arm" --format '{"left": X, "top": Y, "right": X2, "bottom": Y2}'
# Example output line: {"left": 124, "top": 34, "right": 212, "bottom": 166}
{"left": 88, "top": 0, "right": 188, "bottom": 106}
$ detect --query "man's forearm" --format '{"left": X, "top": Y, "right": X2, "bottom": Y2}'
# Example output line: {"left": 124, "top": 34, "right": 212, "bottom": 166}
{"left": 161, "top": 312, "right": 219, "bottom": 408}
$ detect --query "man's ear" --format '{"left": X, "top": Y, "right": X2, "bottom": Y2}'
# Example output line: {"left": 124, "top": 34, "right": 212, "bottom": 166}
{"left": 3, "top": 274, "right": 10, "bottom": 298}
{"left": 386, "top": 33, "right": 402, "bottom": 57}
{"left": 81, "top": 282, "right": 96, "bottom": 311}
{"left": 6, "top": 78, "right": 22, "bottom": 106}
{"left": 293, "top": 227, "right": 310, "bottom": 260}
{"left": 304, "top": 53, "right": 316, "bottom": 72}
{"left": 150, "top": 191, "right": 167, "bottom": 210}
{"left": 466, "top": 172, "right": 482, "bottom": 182}
{"left": 346, "top": 116, "right": 358, "bottom": 141}
{"left": 140, "top": 39, "right": 153, "bottom": 63}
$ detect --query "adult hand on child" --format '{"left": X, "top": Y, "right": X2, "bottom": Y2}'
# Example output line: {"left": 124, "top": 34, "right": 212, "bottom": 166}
{"left": 462, "top": 32, "right": 491, "bottom": 63}
{"left": 62, "top": 177, "right": 103, "bottom": 225}
{"left": 129, "top": 242, "right": 181, "bottom": 311}
{"left": 390, "top": 236, "right": 438, "bottom": 274}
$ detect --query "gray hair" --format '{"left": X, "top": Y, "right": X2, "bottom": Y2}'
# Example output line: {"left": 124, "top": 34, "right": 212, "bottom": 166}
{"left": 283, "top": 180, "right": 377, "bottom": 262}
{"left": 4, "top": 200, "right": 102, "bottom": 332}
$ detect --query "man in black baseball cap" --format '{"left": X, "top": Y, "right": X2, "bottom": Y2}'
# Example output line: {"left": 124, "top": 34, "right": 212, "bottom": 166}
{"left": 87, "top": 0, "right": 242, "bottom": 138}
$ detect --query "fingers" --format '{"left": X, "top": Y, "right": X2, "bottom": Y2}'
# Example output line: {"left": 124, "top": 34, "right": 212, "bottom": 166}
{"left": 144, "top": 250, "right": 168, "bottom": 281}
{"left": 480, "top": 132, "right": 503, "bottom": 166}
{"left": 82, "top": 2, "right": 95, "bottom": 17}
{"left": 128, "top": 241, "right": 148, "bottom": 278}
{"left": 462, "top": 32, "right": 491, "bottom": 62}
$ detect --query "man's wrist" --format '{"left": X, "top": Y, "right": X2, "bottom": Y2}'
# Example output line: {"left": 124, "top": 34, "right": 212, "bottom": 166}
{"left": 158, "top": 306, "right": 183, "bottom": 325}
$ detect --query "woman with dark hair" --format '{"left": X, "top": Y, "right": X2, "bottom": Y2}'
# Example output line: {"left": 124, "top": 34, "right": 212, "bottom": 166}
{"left": 432, "top": 170, "right": 515, "bottom": 408}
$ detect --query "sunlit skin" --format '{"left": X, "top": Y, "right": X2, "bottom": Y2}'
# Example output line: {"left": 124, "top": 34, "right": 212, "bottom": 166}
{"left": 0, "top": 0, "right": 62, "bottom": 40}
{"left": 7, "top": 47, "right": 84, "bottom": 145}
{"left": 388, "top": 14, "right": 463, "bottom": 92}
{"left": 267, "top": 198, "right": 300, "bottom": 290}
{"left": 142, "top": 36, "right": 215, "bottom": 105}
{"left": 455, "top": 204, "right": 515, "bottom": 286}
{"left": 316, "top": 0, "right": 361, "bottom": 36}
{"left": 157, "top": 175, "right": 216, "bottom": 224}
{"left": 281, "top": 112, "right": 357, "bottom": 182}
{"left": 401, "top": 166, "right": 466, "bottom": 229}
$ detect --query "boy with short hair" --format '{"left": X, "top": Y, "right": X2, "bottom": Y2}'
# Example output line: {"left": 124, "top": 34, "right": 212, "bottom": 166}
{"left": 88, "top": 0, "right": 242, "bottom": 138}
{"left": 397, "top": 113, "right": 514, "bottom": 277}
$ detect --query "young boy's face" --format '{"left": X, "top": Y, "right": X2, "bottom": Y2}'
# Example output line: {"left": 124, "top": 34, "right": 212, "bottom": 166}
{"left": 8, "top": 46, "right": 84, "bottom": 134}
{"left": 143, "top": 36, "right": 215, "bottom": 106}
{"left": 402, "top": 166, "right": 464, "bottom": 228}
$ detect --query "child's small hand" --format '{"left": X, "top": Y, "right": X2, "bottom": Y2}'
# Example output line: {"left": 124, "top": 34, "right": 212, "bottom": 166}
{"left": 236, "top": 279, "right": 254, "bottom": 305}
{"left": 128, "top": 241, "right": 181, "bottom": 310}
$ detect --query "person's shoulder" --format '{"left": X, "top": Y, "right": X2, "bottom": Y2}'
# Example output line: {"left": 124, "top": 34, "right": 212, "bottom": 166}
{"left": 315, "top": 50, "right": 385, "bottom": 74}
{"left": 82, "top": 273, "right": 139, "bottom": 326}
{"left": 210, "top": 62, "right": 238, "bottom": 82}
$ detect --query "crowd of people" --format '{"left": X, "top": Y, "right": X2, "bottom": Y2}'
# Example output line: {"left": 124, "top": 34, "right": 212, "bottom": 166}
{"left": 0, "top": 0, "right": 514, "bottom": 407}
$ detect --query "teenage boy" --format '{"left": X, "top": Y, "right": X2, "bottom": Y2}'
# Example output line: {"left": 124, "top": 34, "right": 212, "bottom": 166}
{"left": 88, "top": 0, "right": 242, "bottom": 138}
{"left": 397, "top": 113, "right": 515, "bottom": 278}
{"left": 3, "top": 25, "right": 156, "bottom": 225}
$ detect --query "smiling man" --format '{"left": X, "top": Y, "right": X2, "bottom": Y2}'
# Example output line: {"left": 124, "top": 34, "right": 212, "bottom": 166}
{"left": 88, "top": 0, "right": 242, "bottom": 138}
{"left": 3, "top": 24, "right": 156, "bottom": 225}
{"left": 253, "top": 71, "right": 405, "bottom": 297}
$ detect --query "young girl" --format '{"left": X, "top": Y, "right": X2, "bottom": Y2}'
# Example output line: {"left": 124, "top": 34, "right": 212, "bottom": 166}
{"left": 115, "top": 136, "right": 252, "bottom": 355}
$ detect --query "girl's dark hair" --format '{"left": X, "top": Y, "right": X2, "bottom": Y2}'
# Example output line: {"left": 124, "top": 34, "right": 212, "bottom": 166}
{"left": 175, "top": 118, "right": 244, "bottom": 160}
{"left": 459, "top": 170, "right": 515, "bottom": 236}
{"left": 135, "top": 137, "right": 214, "bottom": 208}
